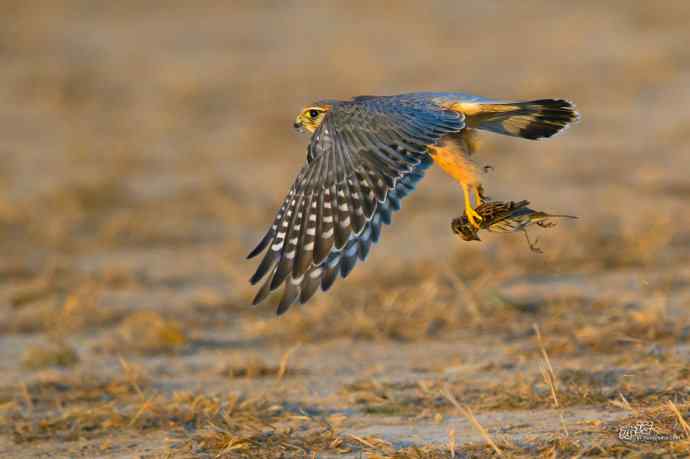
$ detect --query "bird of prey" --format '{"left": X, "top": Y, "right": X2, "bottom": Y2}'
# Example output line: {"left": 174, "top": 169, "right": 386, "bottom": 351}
{"left": 451, "top": 199, "right": 577, "bottom": 253}
{"left": 248, "top": 92, "right": 579, "bottom": 314}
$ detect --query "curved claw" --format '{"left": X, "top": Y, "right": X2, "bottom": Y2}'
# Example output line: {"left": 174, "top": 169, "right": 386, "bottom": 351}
{"left": 465, "top": 205, "right": 483, "bottom": 229}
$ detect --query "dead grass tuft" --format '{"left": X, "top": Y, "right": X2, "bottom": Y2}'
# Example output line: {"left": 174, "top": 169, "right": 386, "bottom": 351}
{"left": 3, "top": 378, "right": 397, "bottom": 457}
{"left": 343, "top": 359, "right": 688, "bottom": 418}
{"left": 217, "top": 354, "right": 306, "bottom": 380}
{"left": 99, "top": 310, "right": 187, "bottom": 355}
{"left": 442, "top": 386, "right": 502, "bottom": 456}
{"left": 21, "top": 341, "right": 79, "bottom": 370}
{"left": 3, "top": 278, "right": 126, "bottom": 335}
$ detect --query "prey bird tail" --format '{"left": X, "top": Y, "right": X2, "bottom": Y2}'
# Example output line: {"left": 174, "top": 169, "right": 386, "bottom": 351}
{"left": 531, "top": 211, "right": 578, "bottom": 220}
{"left": 527, "top": 211, "right": 577, "bottom": 229}
{"left": 467, "top": 99, "right": 579, "bottom": 140}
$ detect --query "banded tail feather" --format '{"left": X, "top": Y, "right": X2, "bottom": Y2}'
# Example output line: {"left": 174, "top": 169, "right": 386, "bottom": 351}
{"left": 469, "top": 99, "right": 579, "bottom": 140}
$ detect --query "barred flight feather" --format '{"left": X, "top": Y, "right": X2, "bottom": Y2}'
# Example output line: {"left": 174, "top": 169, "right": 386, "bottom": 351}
{"left": 248, "top": 94, "right": 465, "bottom": 314}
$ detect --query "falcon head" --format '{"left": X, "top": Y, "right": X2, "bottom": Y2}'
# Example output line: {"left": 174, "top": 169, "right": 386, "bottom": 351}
{"left": 294, "top": 105, "right": 330, "bottom": 133}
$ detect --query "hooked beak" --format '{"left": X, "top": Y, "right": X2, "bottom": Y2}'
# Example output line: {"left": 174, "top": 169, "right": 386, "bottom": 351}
{"left": 293, "top": 120, "right": 305, "bottom": 133}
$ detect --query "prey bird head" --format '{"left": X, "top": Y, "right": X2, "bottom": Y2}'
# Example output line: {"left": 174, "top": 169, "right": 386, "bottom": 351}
{"left": 451, "top": 217, "right": 481, "bottom": 242}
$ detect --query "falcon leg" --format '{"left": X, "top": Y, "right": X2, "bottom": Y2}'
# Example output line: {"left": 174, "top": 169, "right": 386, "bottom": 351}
{"left": 473, "top": 185, "right": 487, "bottom": 205}
{"left": 461, "top": 183, "right": 483, "bottom": 229}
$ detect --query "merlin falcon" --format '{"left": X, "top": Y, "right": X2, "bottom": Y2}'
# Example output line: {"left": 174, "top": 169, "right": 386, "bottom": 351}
{"left": 248, "top": 92, "right": 579, "bottom": 314}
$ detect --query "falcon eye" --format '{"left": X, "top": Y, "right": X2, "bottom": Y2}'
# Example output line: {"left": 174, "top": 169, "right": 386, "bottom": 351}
{"left": 308, "top": 109, "right": 320, "bottom": 118}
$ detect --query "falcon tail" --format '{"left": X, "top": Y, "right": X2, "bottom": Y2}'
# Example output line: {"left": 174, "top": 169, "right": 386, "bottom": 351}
{"left": 469, "top": 99, "right": 579, "bottom": 140}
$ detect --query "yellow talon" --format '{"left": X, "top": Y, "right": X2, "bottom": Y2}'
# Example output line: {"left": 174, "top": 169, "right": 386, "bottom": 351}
{"left": 461, "top": 183, "right": 483, "bottom": 229}
{"left": 465, "top": 205, "right": 483, "bottom": 228}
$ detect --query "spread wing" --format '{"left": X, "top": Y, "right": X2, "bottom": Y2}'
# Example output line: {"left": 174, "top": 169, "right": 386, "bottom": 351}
{"left": 247, "top": 95, "right": 465, "bottom": 314}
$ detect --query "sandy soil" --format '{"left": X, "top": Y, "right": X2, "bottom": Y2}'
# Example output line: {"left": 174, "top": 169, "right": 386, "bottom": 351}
{"left": 1, "top": 1, "right": 690, "bottom": 457}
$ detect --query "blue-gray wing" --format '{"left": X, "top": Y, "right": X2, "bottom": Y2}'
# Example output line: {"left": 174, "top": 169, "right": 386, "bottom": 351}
{"left": 247, "top": 95, "right": 465, "bottom": 314}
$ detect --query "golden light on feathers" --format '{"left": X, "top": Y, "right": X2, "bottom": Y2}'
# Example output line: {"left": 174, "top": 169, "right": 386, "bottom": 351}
{"left": 251, "top": 92, "right": 579, "bottom": 314}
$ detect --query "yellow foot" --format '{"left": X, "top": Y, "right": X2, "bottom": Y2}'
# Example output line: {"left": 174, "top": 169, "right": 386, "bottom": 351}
{"left": 461, "top": 183, "right": 483, "bottom": 229}
{"left": 465, "top": 205, "right": 483, "bottom": 229}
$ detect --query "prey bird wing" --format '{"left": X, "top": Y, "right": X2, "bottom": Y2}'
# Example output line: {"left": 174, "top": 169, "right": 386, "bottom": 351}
{"left": 248, "top": 95, "right": 465, "bottom": 314}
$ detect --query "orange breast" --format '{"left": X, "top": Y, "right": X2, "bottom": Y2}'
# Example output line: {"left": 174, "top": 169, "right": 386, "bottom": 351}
{"left": 428, "top": 139, "right": 480, "bottom": 186}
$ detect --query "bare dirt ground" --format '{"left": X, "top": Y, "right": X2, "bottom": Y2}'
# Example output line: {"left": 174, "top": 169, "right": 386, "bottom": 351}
{"left": 1, "top": 1, "right": 690, "bottom": 457}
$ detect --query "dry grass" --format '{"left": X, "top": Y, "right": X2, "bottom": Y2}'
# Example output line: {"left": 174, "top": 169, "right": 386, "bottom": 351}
{"left": 442, "top": 386, "right": 503, "bottom": 456}
{"left": 1, "top": 373, "right": 419, "bottom": 458}
{"left": 98, "top": 310, "right": 187, "bottom": 355}
{"left": 246, "top": 266, "right": 483, "bottom": 342}
{"left": 1, "top": 1, "right": 690, "bottom": 457}
{"left": 21, "top": 341, "right": 79, "bottom": 370}
{"left": 342, "top": 359, "right": 688, "bottom": 419}
{"left": 2, "top": 274, "right": 128, "bottom": 335}
{"left": 216, "top": 352, "right": 306, "bottom": 380}
{"left": 245, "top": 256, "right": 688, "bottom": 367}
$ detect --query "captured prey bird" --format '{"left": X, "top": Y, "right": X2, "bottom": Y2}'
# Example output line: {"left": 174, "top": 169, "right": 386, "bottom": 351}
{"left": 451, "top": 199, "right": 578, "bottom": 253}
{"left": 247, "top": 92, "right": 579, "bottom": 314}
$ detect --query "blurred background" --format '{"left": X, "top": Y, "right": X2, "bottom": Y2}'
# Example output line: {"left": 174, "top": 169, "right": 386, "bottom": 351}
{"left": 1, "top": 1, "right": 689, "bottom": 457}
